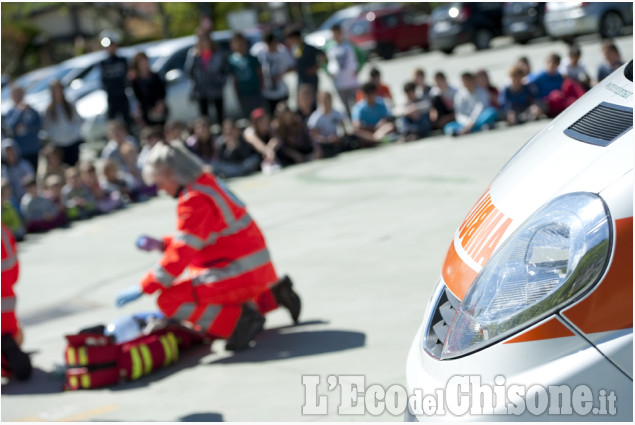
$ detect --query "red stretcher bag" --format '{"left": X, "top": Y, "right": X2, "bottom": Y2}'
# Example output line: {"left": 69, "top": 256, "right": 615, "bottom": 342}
{"left": 63, "top": 318, "right": 206, "bottom": 390}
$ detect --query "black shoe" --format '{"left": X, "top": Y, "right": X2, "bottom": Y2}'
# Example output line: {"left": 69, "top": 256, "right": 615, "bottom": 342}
{"left": 1, "top": 334, "right": 32, "bottom": 381}
{"left": 272, "top": 275, "right": 301, "bottom": 324}
{"left": 225, "top": 304, "right": 265, "bottom": 351}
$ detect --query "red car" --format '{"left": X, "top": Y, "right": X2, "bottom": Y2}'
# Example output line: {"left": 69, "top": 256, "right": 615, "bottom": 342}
{"left": 346, "top": 6, "right": 430, "bottom": 60}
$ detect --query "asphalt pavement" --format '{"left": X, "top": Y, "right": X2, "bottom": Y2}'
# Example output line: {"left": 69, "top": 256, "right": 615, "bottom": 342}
{"left": 1, "top": 34, "right": 632, "bottom": 422}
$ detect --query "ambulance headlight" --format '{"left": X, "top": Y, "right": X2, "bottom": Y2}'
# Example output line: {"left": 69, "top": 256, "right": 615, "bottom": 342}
{"left": 441, "top": 192, "right": 611, "bottom": 359}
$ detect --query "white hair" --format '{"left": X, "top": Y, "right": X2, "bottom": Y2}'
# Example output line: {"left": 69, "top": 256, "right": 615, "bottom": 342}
{"left": 142, "top": 141, "right": 204, "bottom": 186}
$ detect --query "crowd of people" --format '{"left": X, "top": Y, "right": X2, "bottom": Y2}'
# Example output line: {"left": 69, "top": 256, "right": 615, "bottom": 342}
{"left": 1, "top": 19, "right": 627, "bottom": 242}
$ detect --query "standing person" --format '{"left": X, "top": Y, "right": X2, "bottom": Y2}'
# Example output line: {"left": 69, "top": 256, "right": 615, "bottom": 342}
{"left": 443, "top": 72, "right": 498, "bottom": 136}
{"left": 186, "top": 27, "right": 230, "bottom": 123}
{"left": 1, "top": 224, "right": 32, "bottom": 381}
{"left": 253, "top": 31, "right": 294, "bottom": 115}
{"left": 5, "top": 86, "right": 42, "bottom": 172}
{"left": 115, "top": 142, "right": 302, "bottom": 351}
{"left": 325, "top": 24, "right": 359, "bottom": 118}
{"left": 99, "top": 31, "right": 132, "bottom": 131}
{"left": 229, "top": 32, "right": 264, "bottom": 119}
{"left": 284, "top": 24, "right": 325, "bottom": 107}
{"left": 43, "top": 80, "right": 84, "bottom": 166}
{"left": 130, "top": 52, "right": 168, "bottom": 128}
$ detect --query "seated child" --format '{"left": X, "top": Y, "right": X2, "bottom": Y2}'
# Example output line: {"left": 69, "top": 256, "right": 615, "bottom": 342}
{"left": 20, "top": 176, "right": 67, "bottom": 233}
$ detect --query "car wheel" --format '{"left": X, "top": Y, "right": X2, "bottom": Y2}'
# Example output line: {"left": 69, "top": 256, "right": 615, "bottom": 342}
{"left": 599, "top": 11, "right": 623, "bottom": 39}
{"left": 377, "top": 42, "right": 395, "bottom": 60}
{"left": 474, "top": 29, "right": 493, "bottom": 50}
{"left": 440, "top": 47, "right": 454, "bottom": 55}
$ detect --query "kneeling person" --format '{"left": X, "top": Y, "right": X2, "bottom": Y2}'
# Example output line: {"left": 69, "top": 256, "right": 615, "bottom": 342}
{"left": 115, "top": 142, "right": 300, "bottom": 351}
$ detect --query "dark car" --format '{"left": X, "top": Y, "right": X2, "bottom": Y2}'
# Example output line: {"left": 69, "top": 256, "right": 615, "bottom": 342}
{"left": 503, "top": 2, "right": 547, "bottom": 44}
{"left": 346, "top": 6, "right": 429, "bottom": 60}
{"left": 429, "top": 2, "right": 504, "bottom": 54}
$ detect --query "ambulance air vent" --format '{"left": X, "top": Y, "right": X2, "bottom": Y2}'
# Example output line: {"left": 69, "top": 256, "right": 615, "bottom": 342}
{"left": 564, "top": 102, "right": 633, "bottom": 147}
{"left": 424, "top": 285, "right": 460, "bottom": 358}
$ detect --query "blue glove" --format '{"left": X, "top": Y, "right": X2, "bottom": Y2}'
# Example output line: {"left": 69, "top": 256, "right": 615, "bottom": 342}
{"left": 136, "top": 235, "right": 164, "bottom": 252}
{"left": 115, "top": 285, "right": 143, "bottom": 308}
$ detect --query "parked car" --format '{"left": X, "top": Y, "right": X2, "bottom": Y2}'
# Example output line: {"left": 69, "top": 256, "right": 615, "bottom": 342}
{"left": 1, "top": 64, "right": 62, "bottom": 116}
{"left": 429, "top": 2, "right": 504, "bottom": 54}
{"left": 345, "top": 6, "right": 429, "bottom": 59}
{"left": 79, "top": 28, "right": 262, "bottom": 144}
{"left": 304, "top": 3, "right": 392, "bottom": 50}
{"left": 405, "top": 61, "right": 633, "bottom": 420}
{"left": 544, "top": 2, "right": 633, "bottom": 40}
{"left": 503, "top": 2, "right": 547, "bottom": 44}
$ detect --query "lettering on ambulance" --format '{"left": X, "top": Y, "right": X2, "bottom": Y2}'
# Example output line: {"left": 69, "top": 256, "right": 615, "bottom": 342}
{"left": 444, "top": 191, "right": 512, "bottom": 299}
{"left": 457, "top": 193, "right": 512, "bottom": 267}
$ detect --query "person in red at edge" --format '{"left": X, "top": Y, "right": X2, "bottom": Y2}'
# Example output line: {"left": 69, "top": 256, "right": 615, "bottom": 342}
{"left": 1, "top": 224, "right": 32, "bottom": 380}
{"left": 115, "top": 141, "right": 300, "bottom": 351}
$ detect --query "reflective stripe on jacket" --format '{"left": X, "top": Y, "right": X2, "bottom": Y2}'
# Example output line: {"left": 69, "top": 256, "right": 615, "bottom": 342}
{"left": 140, "top": 173, "right": 271, "bottom": 294}
{"left": 1, "top": 224, "right": 20, "bottom": 335}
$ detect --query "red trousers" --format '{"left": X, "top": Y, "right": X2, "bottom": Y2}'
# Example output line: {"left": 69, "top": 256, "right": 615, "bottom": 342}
{"left": 156, "top": 260, "right": 279, "bottom": 339}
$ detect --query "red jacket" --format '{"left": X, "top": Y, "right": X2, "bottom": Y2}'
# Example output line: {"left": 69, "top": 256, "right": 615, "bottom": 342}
{"left": 140, "top": 173, "right": 271, "bottom": 294}
{"left": 1, "top": 224, "right": 20, "bottom": 336}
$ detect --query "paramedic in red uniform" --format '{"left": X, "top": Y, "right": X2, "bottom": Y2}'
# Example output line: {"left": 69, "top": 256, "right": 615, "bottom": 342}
{"left": 1, "top": 224, "right": 32, "bottom": 380}
{"left": 115, "top": 141, "right": 301, "bottom": 351}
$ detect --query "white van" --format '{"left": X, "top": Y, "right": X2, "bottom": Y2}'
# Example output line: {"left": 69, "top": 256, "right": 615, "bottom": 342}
{"left": 405, "top": 60, "right": 633, "bottom": 421}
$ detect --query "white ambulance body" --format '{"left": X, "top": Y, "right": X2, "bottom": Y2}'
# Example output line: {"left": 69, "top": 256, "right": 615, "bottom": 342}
{"left": 406, "top": 61, "right": 633, "bottom": 421}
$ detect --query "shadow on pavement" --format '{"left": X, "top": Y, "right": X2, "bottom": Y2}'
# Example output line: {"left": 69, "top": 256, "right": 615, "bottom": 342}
{"left": 179, "top": 412, "right": 224, "bottom": 422}
{"left": 208, "top": 322, "right": 366, "bottom": 365}
{"left": 108, "top": 343, "right": 213, "bottom": 391}
{"left": 1, "top": 367, "right": 64, "bottom": 395}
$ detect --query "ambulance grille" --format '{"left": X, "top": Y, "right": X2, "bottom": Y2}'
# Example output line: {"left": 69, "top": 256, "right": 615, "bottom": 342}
{"left": 424, "top": 286, "right": 460, "bottom": 358}
{"left": 564, "top": 102, "right": 633, "bottom": 147}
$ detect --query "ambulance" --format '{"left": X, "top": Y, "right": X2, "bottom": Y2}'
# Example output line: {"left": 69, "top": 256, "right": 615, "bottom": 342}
{"left": 405, "top": 61, "right": 633, "bottom": 421}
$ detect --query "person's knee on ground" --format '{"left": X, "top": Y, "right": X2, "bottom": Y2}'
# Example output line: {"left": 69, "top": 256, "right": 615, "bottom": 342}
{"left": 225, "top": 303, "right": 265, "bottom": 351}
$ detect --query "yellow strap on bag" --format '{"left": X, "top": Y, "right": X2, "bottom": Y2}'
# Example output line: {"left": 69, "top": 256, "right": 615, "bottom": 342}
{"left": 67, "top": 347, "right": 77, "bottom": 366}
{"left": 80, "top": 374, "right": 91, "bottom": 388}
{"left": 129, "top": 346, "right": 143, "bottom": 380}
{"left": 159, "top": 335, "right": 172, "bottom": 366}
{"left": 139, "top": 344, "right": 153, "bottom": 375}
{"left": 78, "top": 347, "right": 88, "bottom": 365}
{"left": 166, "top": 332, "right": 179, "bottom": 363}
